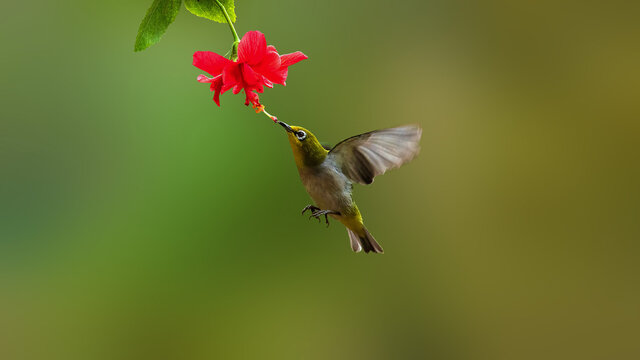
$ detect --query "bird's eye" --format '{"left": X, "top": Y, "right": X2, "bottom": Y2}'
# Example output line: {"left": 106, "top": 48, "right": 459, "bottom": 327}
{"left": 296, "top": 130, "right": 307, "bottom": 141}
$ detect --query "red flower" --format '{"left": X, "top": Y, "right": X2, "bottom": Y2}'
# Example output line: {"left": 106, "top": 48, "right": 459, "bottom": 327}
{"left": 193, "top": 31, "right": 308, "bottom": 107}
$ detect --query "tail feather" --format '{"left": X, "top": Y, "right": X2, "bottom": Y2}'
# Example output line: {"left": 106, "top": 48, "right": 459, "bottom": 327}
{"left": 346, "top": 227, "right": 384, "bottom": 254}
{"left": 348, "top": 229, "right": 362, "bottom": 252}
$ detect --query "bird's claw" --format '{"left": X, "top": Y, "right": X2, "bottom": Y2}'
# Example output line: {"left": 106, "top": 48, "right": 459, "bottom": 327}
{"left": 305, "top": 209, "right": 341, "bottom": 227}
{"left": 301, "top": 205, "right": 320, "bottom": 215}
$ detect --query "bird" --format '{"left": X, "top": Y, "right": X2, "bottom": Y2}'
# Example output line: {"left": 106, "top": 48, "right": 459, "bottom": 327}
{"left": 276, "top": 120, "right": 422, "bottom": 253}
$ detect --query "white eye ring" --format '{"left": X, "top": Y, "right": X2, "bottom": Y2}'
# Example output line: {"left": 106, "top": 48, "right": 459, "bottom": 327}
{"left": 296, "top": 130, "right": 307, "bottom": 141}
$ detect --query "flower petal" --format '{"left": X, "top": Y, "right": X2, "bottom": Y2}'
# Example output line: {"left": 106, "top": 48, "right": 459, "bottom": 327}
{"left": 260, "top": 68, "right": 288, "bottom": 86}
{"left": 211, "top": 76, "right": 223, "bottom": 106}
{"left": 252, "top": 51, "right": 305, "bottom": 85}
{"left": 280, "top": 51, "right": 308, "bottom": 68}
{"left": 193, "top": 51, "right": 232, "bottom": 76}
{"left": 238, "top": 31, "right": 267, "bottom": 66}
{"left": 256, "top": 50, "right": 281, "bottom": 72}
{"left": 251, "top": 48, "right": 284, "bottom": 85}
{"left": 281, "top": 68, "right": 290, "bottom": 86}
{"left": 241, "top": 63, "right": 262, "bottom": 86}
{"left": 244, "top": 90, "right": 260, "bottom": 106}
{"left": 222, "top": 63, "right": 242, "bottom": 94}
{"left": 197, "top": 74, "right": 215, "bottom": 83}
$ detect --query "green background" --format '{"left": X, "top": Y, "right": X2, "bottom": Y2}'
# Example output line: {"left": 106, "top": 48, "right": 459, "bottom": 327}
{"left": 1, "top": 0, "right": 639, "bottom": 359}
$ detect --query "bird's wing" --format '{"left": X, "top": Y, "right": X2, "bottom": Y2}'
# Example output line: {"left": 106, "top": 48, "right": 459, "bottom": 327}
{"left": 328, "top": 124, "right": 422, "bottom": 185}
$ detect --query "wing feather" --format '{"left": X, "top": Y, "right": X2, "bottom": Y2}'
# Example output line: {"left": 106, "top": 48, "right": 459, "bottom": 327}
{"left": 328, "top": 125, "right": 422, "bottom": 185}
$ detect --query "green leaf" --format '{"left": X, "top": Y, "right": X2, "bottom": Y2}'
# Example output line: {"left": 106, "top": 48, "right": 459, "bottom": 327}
{"left": 134, "top": 0, "right": 182, "bottom": 52}
{"left": 185, "top": 0, "right": 236, "bottom": 24}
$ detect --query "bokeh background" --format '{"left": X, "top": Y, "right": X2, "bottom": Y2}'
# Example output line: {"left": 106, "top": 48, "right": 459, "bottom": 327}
{"left": 1, "top": 0, "right": 639, "bottom": 359}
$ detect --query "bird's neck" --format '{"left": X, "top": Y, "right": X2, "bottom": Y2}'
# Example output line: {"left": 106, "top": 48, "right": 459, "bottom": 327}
{"left": 290, "top": 142, "right": 328, "bottom": 168}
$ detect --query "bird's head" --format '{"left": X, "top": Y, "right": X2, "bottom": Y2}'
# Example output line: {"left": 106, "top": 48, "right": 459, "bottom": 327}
{"left": 277, "top": 120, "right": 328, "bottom": 168}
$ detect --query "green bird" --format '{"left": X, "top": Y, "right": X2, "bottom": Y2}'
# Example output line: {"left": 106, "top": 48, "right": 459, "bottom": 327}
{"left": 276, "top": 120, "right": 422, "bottom": 253}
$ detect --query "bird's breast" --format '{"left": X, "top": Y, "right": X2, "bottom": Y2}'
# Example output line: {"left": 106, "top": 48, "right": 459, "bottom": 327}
{"left": 298, "top": 160, "right": 353, "bottom": 213}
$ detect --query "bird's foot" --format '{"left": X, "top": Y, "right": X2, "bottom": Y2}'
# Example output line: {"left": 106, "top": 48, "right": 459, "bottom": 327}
{"left": 306, "top": 209, "right": 341, "bottom": 227}
{"left": 301, "top": 205, "right": 321, "bottom": 215}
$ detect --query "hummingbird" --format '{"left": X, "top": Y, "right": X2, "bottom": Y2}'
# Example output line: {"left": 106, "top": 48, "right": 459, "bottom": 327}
{"left": 276, "top": 120, "right": 422, "bottom": 253}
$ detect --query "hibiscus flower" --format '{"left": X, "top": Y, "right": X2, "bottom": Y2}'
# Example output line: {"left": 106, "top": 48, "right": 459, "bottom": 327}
{"left": 193, "top": 31, "right": 308, "bottom": 107}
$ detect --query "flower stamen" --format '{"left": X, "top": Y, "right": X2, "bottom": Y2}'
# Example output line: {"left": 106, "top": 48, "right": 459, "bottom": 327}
{"left": 252, "top": 103, "right": 277, "bottom": 121}
{"left": 261, "top": 107, "right": 278, "bottom": 122}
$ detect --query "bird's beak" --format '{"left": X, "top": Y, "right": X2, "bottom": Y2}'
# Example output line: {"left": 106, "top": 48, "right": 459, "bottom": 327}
{"left": 276, "top": 120, "right": 293, "bottom": 133}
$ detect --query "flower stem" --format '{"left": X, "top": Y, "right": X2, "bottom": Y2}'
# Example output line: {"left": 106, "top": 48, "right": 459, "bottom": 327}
{"left": 215, "top": 0, "right": 240, "bottom": 59}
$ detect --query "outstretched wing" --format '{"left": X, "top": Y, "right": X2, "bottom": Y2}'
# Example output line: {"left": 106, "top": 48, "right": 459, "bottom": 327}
{"left": 328, "top": 124, "right": 422, "bottom": 185}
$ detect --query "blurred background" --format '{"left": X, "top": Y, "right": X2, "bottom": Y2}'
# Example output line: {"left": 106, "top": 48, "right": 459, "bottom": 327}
{"left": 1, "top": 0, "right": 639, "bottom": 359}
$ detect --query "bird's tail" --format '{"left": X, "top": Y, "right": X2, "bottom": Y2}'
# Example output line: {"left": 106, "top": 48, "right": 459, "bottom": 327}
{"left": 347, "top": 226, "right": 384, "bottom": 254}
